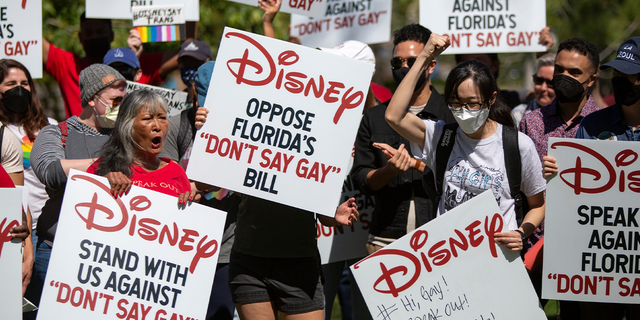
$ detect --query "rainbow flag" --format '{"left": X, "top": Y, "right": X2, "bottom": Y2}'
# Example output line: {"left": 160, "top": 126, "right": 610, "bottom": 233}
{"left": 134, "top": 25, "right": 185, "bottom": 43}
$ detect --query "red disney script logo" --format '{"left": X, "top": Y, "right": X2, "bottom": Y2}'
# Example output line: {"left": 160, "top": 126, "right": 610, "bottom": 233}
{"left": 0, "top": 217, "right": 19, "bottom": 259}
{"left": 70, "top": 174, "right": 218, "bottom": 273}
{"left": 224, "top": 31, "right": 364, "bottom": 125}
{"left": 551, "top": 141, "right": 640, "bottom": 194}
{"left": 353, "top": 213, "right": 503, "bottom": 297}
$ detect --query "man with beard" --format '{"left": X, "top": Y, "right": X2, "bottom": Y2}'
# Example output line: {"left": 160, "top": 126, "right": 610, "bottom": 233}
{"left": 42, "top": 13, "right": 178, "bottom": 118}
{"left": 351, "top": 24, "right": 455, "bottom": 259}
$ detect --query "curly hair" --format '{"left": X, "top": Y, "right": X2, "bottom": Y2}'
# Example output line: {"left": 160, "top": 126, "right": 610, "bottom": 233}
{"left": 392, "top": 24, "right": 432, "bottom": 47}
{"left": 557, "top": 38, "right": 600, "bottom": 74}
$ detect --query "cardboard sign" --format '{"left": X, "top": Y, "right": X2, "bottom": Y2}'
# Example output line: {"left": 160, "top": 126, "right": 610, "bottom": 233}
{"left": 86, "top": 0, "right": 199, "bottom": 21}
{"left": 187, "top": 27, "right": 373, "bottom": 217}
{"left": 0, "top": 187, "right": 23, "bottom": 320}
{"left": 126, "top": 81, "right": 189, "bottom": 117}
{"left": 0, "top": 0, "right": 43, "bottom": 78}
{"left": 543, "top": 138, "right": 640, "bottom": 303}
{"left": 132, "top": 5, "right": 186, "bottom": 42}
{"left": 317, "top": 153, "right": 373, "bottom": 264}
{"left": 290, "top": 0, "right": 391, "bottom": 48}
{"left": 228, "top": 0, "right": 325, "bottom": 18}
{"left": 37, "top": 170, "right": 227, "bottom": 320}
{"left": 419, "top": 0, "right": 547, "bottom": 54}
{"left": 351, "top": 191, "right": 546, "bottom": 320}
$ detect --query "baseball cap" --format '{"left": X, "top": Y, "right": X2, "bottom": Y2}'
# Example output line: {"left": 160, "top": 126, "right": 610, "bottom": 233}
{"left": 179, "top": 40, "right": 214, "bottom": 61}
{"left": 196, "top": 61, "right": 216, "bottom": 106}
{"left": 103, "top": 48, "right": 140, "bottom": 69}
{"left": 600, "top": 37, "right": 640, "bottom": 74}
{"left": 317, "top": 40, "right": 376, "bottom": 65}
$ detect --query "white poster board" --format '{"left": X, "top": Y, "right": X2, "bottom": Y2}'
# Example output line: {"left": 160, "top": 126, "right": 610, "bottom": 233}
{"left": 0, "top": 187, "right": 23, "bottom": 320}
{"left": 187, "top": 27, "right": 373, "bottom": 217}
{"left": 351, "top": 191, "right": 546, "bottom": 320}
{"left": 86, "top": 0, "right": 199, "bottom": 21}
{"left": 228, "top": 0, "right": 325, "bottom": 18}
{"left": 126, "top": 81, "right": 189, "bottom": 117}
{"left": 419, "top": 0, "right": 547, "bottom": 54}
{"left": 132, "top": 5, "right": 185, "bottom": 27}
{"left": 0, "top": 0, "right": 43, "bottom": 78}
{"left": 290, "top": 0, "right": 392, "bottom": 48}
{"left": 37, "top": 170, "right": 227, "bottom": 320}
{"left": 317, "top": 153, "right": 373, "bottom": 264}
{"left": 543, "top": 138, "right": 640, "bottom": 303}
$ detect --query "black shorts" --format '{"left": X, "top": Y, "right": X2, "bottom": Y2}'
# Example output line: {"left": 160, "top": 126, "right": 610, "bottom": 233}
{"left": 228, "top": 250, "right": 324, "bottom": 314}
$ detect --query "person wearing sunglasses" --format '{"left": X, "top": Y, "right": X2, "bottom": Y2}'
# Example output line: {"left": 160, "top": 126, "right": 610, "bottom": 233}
{"left": 103, "top": 47, "right": 142, "bottom": 82}
{"left": 512, "top": 53, "right": 556, "bottom": 126}
{"left": 352, "top": 24, "right": 456, "bottom": 264}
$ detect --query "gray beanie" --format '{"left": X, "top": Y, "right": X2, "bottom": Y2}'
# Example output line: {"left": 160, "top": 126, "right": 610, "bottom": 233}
{"left": 79, "top": 64, "right": 126, "bottom": 107}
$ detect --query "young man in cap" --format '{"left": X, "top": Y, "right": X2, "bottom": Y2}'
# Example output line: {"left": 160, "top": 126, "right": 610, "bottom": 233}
{"left": 103, "top": 47, "right": 143, "bottom": 82}
{"left": 543, "top": 37, "right": 640, "bottom": 320}
{"left": 178, "top": 40, "right": 213, "bottom": 87}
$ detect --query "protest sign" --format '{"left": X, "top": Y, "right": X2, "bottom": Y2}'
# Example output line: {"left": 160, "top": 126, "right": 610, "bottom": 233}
{"left": 317, "top": 153, "right": 373, "bottom": 264}
{"left": 290, "top": 0, "right": 391, "bottom": 48}
{"left": 419, "top": 0, "right": 547, "bottom": 54}
{"left": 0, "top": 0, "right": 42, "bottom": 78}
{"left": 86, "top": 0, "right": 199, "bottom": 21}
{"left": 37, "top": 170, "right": 227, "bottom": 320}
{"left": 187, "top": 27, "right": 373, "bottom": 217}
{"left": 127, "top": 81, "right": 188, "bottom": 117}
{"left": 228, "top": 0, "right": 325, "bottom": 18}
{"left": 543, "top": 138, "right": 640, "bottom": 303}
{"left": 0, "top": 187, "right": 23, "bottom": 320}
{"left": 351, "top": 191, "right": 546, "bottom": 320}
{"left": 132, "top": 5, "right": 186, "bottom": 43}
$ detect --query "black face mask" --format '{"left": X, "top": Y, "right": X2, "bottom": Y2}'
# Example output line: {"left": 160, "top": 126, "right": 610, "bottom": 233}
{"left": 392, "top": 67, "right": 428, "bottom": 93}
{"left": 83, "top": 37, "right": 111, "bottom": 58}
{"left": 611, "top": 76, "right": 640, "bottom": 106}
{"left": 1, "top": 85, "right": 31, "bottom": 114}
{"left": 553, "top": 74, "right": 589, "bottom": 104}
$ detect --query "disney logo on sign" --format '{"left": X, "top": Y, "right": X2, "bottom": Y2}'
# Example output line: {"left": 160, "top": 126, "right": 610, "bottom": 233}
{"left": 551, "top": 141, "right": 640, "bottom": 195}
{"left": 224, "top": 31, "right": 365, "bottom": 125}
{"left": 70, "top": 174, "right": 218, "bottom": 273}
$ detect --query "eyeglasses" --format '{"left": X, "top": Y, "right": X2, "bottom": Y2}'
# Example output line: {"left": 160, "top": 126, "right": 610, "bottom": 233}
{"left": 448, "top": 101, "right": 486, "bottom": 111}
{"left": 390, "top": 57, "right": 417, "bottom": 70}
{"left": 98, "top": 95, "right": 124, "bottom": 107}
{"left": 533, "top": 75, "right": 554, "bottom": 89}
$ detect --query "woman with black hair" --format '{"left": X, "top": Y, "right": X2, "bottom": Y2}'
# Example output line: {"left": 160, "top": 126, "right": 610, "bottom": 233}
{"left": 384, "top": 33, "right": 546, "bottom": 251}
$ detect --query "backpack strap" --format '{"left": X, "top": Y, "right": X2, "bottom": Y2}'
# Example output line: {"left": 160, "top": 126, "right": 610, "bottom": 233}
{"left": 435, "top": 123, "right": 459, "bottom": 198}
{"left": 0, "top": 125, "right": 4, "bottom": 163}
{"left": 502, "top": 125, "right": 525, "bottom": 226}
{"left": 58, "top": 121, "right": 68, "bottom": 148}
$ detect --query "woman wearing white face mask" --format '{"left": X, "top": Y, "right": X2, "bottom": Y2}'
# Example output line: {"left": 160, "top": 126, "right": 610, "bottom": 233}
{"left": 384, "top": 33, "right": 546, "bottom": 252}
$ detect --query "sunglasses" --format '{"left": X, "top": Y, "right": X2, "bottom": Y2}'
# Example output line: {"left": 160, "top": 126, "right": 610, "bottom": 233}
{"left": 533, "top": 75, "right": 554, "bottom": 89}
{"left": 390, "top": 57, "right": 417, "bottom": 70}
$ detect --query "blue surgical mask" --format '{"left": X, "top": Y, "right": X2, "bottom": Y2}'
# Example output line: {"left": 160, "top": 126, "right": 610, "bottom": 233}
{"left": 180, "top": 66, "right": 199, "bottom": 86}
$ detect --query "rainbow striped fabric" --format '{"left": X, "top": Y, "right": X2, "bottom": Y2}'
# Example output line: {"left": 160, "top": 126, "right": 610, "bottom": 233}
{"left": 134, "top": 25, "right": 186, "bottom": 43}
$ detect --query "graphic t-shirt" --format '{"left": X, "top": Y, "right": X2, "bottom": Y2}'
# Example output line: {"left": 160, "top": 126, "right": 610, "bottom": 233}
{"left": 411, "top": 121, "right": 546, "bottom": 230}
{"left": 87, "top": 159, "right": 190, "bottom": 197}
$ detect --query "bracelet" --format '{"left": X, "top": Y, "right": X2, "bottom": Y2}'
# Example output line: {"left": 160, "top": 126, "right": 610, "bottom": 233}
{"left": 414, "top": 159, "right": 421, "bottom": 170}
{"left": 514, "top": 229, "right": 526, "bottom": 242}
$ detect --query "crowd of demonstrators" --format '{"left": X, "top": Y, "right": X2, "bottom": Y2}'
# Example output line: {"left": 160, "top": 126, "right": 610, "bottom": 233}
{"left": 544, "top": 37, "right": 640, "bottom": 320}
{"left": 512, "top": 52, "right": 557, "bottom": 126}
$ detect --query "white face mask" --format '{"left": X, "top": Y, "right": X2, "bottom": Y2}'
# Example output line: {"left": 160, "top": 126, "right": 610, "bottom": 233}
{"left": 94, "top": 97, "right": 119, "bottom": 129}
{"left": 448, "top": 106, "right": 490, "bottom": 134}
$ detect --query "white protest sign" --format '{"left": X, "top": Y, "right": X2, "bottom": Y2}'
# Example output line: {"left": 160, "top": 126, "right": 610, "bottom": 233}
{"left": 127, "top": 81, "right": 189, "bottom": 117}
{"left": 419, "top": 0, "right": 546, "bottom": 54}
{"left": 317, "top": 153, "right": 373, "bottom": 264}
{"left": 86, "top": 0, "right": 199, "bottom": 21}
{"left": 228, "top": 0, "right": 325, "bottom": 18}
{"left": 0, "top": 187, "right": 23, "bottom": 320}
{"left": 0, "top": 0, "right": 43, "bottom": 78}
{"left": 351, "top": 191, "right": 546, "bottom": 320}
{"left": 132, "top": 5, "right": 185, "bottom": 27}
{"left": 187, "top": 27, "right": 373, "bottom": 217}
{"left": 290, "top": 0, "right": 391, "bottom": 48}
{"left": 37, "top": 170, "right": 227, "bottom": 320}
{"left": 543, "top": 138, "right": 640, "bottom": 303}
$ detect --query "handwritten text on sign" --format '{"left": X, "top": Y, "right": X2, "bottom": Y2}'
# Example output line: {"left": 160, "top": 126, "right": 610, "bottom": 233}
{"left": 0, "top": 0, "right": 42, "bottom": 78}
{"left": 290, "top": 0, "right": 392, "bottom": 48}
{"left": 420, "top": 0, "right": 547, "bottom": 54}
{"left": 228, "top": 0, "right": 325, "bottom": 19}
{"left": 351, "top": 191, "right": 545, "bottom": 320}
{"left": 187, "top": 28, "right": 373, "bottom": 216}
{"left": 543, "top": 138, "right": 640, "bottom": 303}
{"left": 37, "top": 170, "right": 227, "bottom": 320}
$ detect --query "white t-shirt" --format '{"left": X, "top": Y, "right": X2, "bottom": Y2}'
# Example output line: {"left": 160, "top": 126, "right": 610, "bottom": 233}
{"left": 411, "top": 120, "right": 546, "bottom": 230}
{"left": 8, "top": 118, "right": 57, "bottom": 228}
{"left": 1, "top": 123, "right": 23, "bottom": 174}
